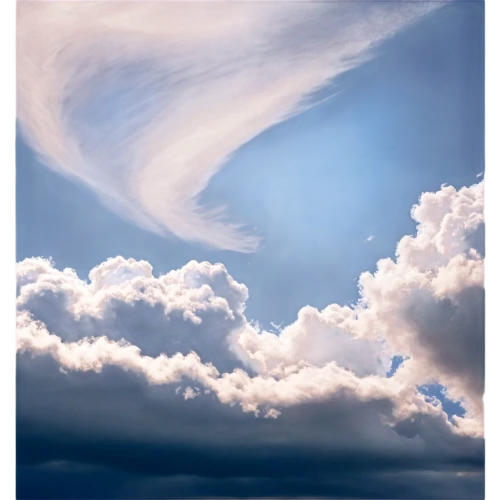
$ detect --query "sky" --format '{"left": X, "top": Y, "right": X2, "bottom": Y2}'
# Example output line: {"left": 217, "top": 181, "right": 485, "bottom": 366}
{"left": 17, "top": 0, "right": 484, "bottom": 327}
{"left": 16, "top": 1, "right": 485, "bottom": 499}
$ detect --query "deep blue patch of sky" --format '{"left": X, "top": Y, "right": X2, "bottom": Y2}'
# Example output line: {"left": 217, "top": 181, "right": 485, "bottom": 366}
{"left": 387, "top": 357, "right": 465, "bottom": 421}
{"left": 419, "top": 384, "right": 466, "bottom": 421}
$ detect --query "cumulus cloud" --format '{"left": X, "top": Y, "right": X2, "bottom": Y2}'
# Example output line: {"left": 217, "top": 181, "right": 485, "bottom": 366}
{"left": 17, "top": 256, "right": 248, "bottom": 371}
{"left": 16, "top": 0, "right": 436, "bottom": 251}
{"left": 234, "top": 304, "right": 391, "bottom": 377}
{"left": 356, "top": 182, "right": 485, "bottom": 424}
{"left": 16, "top": 180, "right": 485, "bottom": 498}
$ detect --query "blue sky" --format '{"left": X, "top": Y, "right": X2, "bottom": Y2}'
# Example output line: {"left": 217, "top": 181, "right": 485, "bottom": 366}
{"left": 17, "top": 1, "right": 483, "bottom": 327}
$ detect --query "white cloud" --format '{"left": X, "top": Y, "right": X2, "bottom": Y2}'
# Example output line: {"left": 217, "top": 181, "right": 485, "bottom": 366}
{"left": 269, "top": 321, "right": 282, "bottom": 332}
{"left": 17, "top": 1, "right": 436, "bottom": 252}
{"left": 16, "top": 181, "right": 484, "bottom": 438}
{"left": 264, "top": 408, "right": 281, "bottom": 419}
{"left": 234, "top": 304, "right": 391, "bottom": 377}
{"left": 183, "top": 387, "right": 199, "bottom": 400}
{"left": 365, "top": 235, "right": 375, "bottom": 242}
{"left": 16, "top": 256, "right": 249, "bottom": 371}
{"left": 16, "top": 178, "right": 486, "bottom": 496}
{"left": 355, "top": 181, "right": 485, "bottom": 422}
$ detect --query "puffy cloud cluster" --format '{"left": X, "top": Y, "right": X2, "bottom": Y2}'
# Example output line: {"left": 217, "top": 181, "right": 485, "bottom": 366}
{"left": 15, "top": 260, "right": 408, "bottom": 420}
{"left": 356, "top": 182, "right": 485, "bottom": 425}
{"left": 235, "top": 304, "right": 391, "bottom": 377}
{"left": 16, "top": 181, "right": 485, "bottom": 498}
{"left": 17, "top": 257, "right": 248, "bottom": 371}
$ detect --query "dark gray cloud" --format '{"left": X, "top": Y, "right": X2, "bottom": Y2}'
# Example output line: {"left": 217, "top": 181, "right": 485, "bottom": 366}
{"left": 17, "top": 351, "right": 484, "bottom": 499}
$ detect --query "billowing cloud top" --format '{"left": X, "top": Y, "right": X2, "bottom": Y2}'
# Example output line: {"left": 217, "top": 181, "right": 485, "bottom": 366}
{"left": 16, "top": 180, "right": 485, "bottom": 497}
{"left": 17, "top": 0, "right": 436, "bottom": 251}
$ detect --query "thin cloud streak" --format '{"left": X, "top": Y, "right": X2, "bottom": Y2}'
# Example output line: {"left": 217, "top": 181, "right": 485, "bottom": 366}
{"left": 17, "top": 1, "right": 437, "bottom": 251}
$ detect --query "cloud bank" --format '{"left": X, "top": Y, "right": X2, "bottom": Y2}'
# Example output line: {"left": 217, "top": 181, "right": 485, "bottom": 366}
{"left": 17, "top": 1, "right": 436, "bottom": 251}
{"left": 16, "top": 180, "right": 485, "bottom": 498}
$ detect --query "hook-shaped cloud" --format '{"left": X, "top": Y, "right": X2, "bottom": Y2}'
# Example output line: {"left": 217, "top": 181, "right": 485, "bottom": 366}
{"left": 17, "top": 1, "right": 436, "bottom": 251}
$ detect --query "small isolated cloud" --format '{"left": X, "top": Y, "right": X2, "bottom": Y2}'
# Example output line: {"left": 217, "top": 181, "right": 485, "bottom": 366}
{"left": 269, "top": 321, "right": 283, "bottom": 332}
{"left": 183, "top": 387, "right": 199, "bottom": 400}
{"left": 476, "top": 172, "right": 484, "bottom": 178}
{"left": 16, "top": 180, "right": 485, "bottom": 498}
{"left": 16, "top": 1, "right": 436, "bottom": 252}
{"left": 365, "top": 234, "right": 375, "bottom": 242}
{"left": 264, "top": 408, "right": 281, "bottom": 419}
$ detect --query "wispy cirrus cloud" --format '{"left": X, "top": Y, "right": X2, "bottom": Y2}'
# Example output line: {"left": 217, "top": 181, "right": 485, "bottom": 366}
{"left": 17, "top": 1, "right": 437, "bottom": 252}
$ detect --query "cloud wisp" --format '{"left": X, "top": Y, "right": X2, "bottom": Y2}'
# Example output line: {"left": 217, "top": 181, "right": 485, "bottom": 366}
{"left": 17, "top": 1, "right": 436, "bottom": 252}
